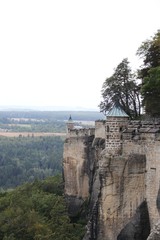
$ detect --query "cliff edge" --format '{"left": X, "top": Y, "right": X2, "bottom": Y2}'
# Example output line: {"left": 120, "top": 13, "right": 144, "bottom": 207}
{"left": 63, "top": 108, "right": 160, "bottom": 240}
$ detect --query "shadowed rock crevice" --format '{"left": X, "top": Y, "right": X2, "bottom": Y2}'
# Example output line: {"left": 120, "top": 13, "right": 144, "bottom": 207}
{"left": 83, "top": 142, "right": 104, "bottom": 240}
{"left": 65, "top": 195, "right": 85, "bottom": 216}
{"left": 156, "top": 186, "right": 160, "bottom": 212}
{"left": 117, "top": 201, "right": 150, "bottom": 240}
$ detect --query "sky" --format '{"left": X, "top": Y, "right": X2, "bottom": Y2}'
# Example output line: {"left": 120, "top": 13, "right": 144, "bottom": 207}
{"left": 0, "top": 0, "right": 159, "bottom": 111}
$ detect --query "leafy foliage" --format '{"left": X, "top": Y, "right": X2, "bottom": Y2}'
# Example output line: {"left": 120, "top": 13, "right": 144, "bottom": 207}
{"left": 0, "top": 176, "right": 86, "bottom": 240}
{"left": 137, "top": 30, "right": 160, "bottom": 116}
{"left": 99, "top": 58, "right": 141, "bottom": 118}
{"left": 0, "top": 136, "right": 64, "bottom": 190}
{"left": 141, "top": 67, "right": 160, "bottom": 117}
{"left": 137, "top": 30, "right": 160, "bottom": 72}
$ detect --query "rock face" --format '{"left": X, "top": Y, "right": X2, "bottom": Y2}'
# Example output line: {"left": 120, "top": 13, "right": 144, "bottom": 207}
{"left": 63, "top": 111, "right": 160, "bottom": 240}
{"left": 96, "top": 153, "right": 149, "bottom": 240}
{"left": 63, "top": 131, "right": 95, "bottom": 216}
{"left": 147, "top": 221, "right": 160, "bottom": 240}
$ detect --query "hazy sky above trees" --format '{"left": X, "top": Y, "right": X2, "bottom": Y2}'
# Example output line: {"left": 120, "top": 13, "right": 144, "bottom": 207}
{"left": 0, "top": 0, "right": 159, "bottom": 110}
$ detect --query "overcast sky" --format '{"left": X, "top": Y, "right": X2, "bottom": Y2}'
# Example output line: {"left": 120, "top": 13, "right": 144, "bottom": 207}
{"left": 0, "top": 0, "right": 159, "bottom": 110}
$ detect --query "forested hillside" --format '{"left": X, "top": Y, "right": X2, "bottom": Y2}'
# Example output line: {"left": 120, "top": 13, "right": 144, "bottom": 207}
{"left": 0, "top": 136, "right": 63, "bottom": 190}
{"left": 0, "top": 175, "right": 87, "bottom": 240}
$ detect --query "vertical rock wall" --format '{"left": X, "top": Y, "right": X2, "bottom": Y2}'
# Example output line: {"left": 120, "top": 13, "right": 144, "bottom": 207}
{"left": 123, "top": 141, "right": 160, "bottom": 228}
{"left": 63, "top": 121, "right": 160, "bottom": 240}
{"left": 63, "top": 134, "right": 95, "bottom": 215}
{"left": 90, "top": 152, "right": 148, "bottom": 240}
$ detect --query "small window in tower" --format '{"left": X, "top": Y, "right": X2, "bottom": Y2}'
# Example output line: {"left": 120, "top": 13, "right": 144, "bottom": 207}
{"left": 107, "top": 126, "right": 109, "bottom": 132}
{"left": 119, "top": 126, "right": 123, "bottom": 132}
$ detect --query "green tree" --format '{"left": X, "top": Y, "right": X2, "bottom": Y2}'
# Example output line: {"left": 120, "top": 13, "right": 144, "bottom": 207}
{"left": 137, "top": 30, "right": 160, "bottom": 77}
{"left": 137, "top": 30, "right": 160, "bottom": 116}
{"left": 99, "top": 58, "right": 141, "bottom": 118}
{"left": 141, "top": 67, "right": 160, "bottom": 117}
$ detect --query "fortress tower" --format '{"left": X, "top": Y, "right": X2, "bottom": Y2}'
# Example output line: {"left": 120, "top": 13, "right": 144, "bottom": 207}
{"left": 105, "top": 103, "right": 129, "bottom": 155}
{"left": 66, "top": 115, "right": 74, "bottom": 134}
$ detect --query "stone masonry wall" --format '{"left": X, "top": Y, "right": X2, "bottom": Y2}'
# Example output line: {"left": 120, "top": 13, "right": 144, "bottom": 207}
{"left": 95, "top": 120, "right": 106, "bottom": 139}
{"left": 67, "top": 128, "right": 95, "bottom": 138}
{"left": 105, "top": 117, "right": 128, "bottom": 155}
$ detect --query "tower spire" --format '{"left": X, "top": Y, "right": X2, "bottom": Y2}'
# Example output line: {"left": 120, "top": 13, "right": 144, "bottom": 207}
{"left": 66, "top": 115, "right": 74, "bottom": 133}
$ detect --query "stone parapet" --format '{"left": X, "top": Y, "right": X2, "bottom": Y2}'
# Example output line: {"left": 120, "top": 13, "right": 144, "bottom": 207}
{"left": 67, "top": 127, "right": 95, "bottom": 138}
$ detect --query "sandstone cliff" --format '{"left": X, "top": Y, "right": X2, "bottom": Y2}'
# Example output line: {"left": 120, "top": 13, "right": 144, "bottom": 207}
{"left": 63, "top": 112, "right": 160, "bottom": 240}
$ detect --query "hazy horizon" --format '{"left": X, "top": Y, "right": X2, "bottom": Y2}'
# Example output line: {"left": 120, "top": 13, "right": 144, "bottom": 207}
{"left": 0, "top": 105, "right": 100, "bottom": 112}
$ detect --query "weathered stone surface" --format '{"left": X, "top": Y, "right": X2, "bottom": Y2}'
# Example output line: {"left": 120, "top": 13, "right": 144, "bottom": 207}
{"left": 96, "top": 153, "right": 147, "bottom": 240}
{"left": 147, "top": 221, "right": 160, "bottom": 240}
{"left": 117, "top": 201, "right": 150, "bottom": 240}
{"left": 63, "top": 117, "right": 160, "bottom": 240}
{"left": 63, "top": 134, "right": 96, "bottom": 215}
{"left": 83, "top": 149, "right": 103, "bottom": 240}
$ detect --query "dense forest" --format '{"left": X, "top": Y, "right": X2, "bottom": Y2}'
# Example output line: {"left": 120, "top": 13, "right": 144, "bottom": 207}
{"left": 0, "top": 136, "right": 64, "bottom": 190}
{"left": 0, "top": 110, "right": 102, "bottom": 191}
{"left": 0, "top": 175, "right": 87, "bottom": 240}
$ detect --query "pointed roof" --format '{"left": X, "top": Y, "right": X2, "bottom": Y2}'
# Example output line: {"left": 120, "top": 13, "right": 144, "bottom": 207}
{"left": 68, "top": 115, "right": 73, "bottom": 123}
{"left": 106, "top": 103, "right": 129, "bottom": 117}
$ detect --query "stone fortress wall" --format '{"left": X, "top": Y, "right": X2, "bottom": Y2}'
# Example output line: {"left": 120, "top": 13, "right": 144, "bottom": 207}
{"left": 63, "top": 108, "right": 160, "bottom": 240}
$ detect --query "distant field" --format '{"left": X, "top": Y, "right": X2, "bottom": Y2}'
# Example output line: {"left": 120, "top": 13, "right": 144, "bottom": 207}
{"left": 0, "top": 132, "right": 66, "bottom": 137}
{"left": 74, "top": 120, "right": 95, "bottom": 126}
